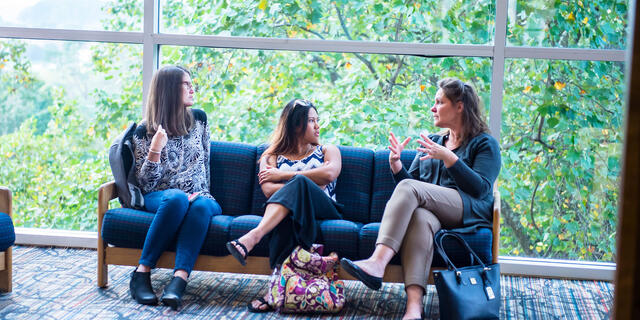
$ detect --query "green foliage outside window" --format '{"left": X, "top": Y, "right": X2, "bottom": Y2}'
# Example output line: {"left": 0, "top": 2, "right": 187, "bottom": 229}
{"left": 0, "top": 0, "right": 627, "bottom": 262}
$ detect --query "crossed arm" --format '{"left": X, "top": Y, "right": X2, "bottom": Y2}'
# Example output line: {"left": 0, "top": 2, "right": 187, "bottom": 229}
{"left": 258, "top": 145, "right": 342, "bottom": 199}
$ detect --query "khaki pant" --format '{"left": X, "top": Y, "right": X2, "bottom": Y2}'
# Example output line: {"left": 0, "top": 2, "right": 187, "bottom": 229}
{"left": 376, "top": 179, "right": 463, "bottom": 289}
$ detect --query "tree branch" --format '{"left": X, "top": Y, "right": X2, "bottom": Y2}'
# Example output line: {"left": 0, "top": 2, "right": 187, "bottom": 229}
{"left": 334, "top": 3, "right": 378, "bottom": 79}
{"left": 385, "top": 55, "right": 406, "bottom": 96}
{"left": 532, "top": 113, "right": 555, "bottom": 150}
{"left": 529, "top": 180, "right": 543, "bottom": 235}
{"left": 310, "top": 55, "right": 340, "bottom": 83}
{"left": 501, "top": 200, "right": 536, "bottom": 256}
{"left": 274, "top": 22, "right": 327, "bottom": 40}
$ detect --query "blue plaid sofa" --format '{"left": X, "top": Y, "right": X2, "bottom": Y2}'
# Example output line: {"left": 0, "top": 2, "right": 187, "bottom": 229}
{"left": 97, "top": 142, "right": 500, "bottom": 287}
{"left": 0, "top": 186, "right": 15, "bottom": 292}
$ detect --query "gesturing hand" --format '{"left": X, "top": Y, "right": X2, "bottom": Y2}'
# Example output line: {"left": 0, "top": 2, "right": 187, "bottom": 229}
{"left": 150, "top": 124, "right": 168, "bottom": 152}
{"left": 388, "top": 132, "right": 411, "bottom": 174}
{"left": 416, "top": 133, "right": 458, "bottom": 167}
{"left": 258, "top": 165, "right": 284, "bottom": 184}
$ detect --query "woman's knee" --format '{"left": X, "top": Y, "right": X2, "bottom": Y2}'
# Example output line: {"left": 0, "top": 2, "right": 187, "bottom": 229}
{"left": 189, "top": 198, "right": 221, "bottom": 218}
{"left": 393, "top": 179, "right": 421, "bottom": 200}
{"left": 160, "top": 189, "right": 189, "bottom": 210}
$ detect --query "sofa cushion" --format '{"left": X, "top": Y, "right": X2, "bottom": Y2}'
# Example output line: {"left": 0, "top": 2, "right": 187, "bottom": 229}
{"left": 370, "top": 149, "right": 417, "bottom": 222}
{"left": 358, "top": 223, "right": 492, "bottom": 267}
{"left": 318, "top": 219, "right": 362, "bottom": 260}
{"left": 227, "top": 215, "right": 270, "bottom": 257}
{"left": 250, "top": 144, "right": 269, "bottom": 216}
{"left": 210, "top": 141, "right": 256, "bottom": 216}
{"left": 102, "top": 208, "right": 246, "bottom": 257}
{"left": 335, "top": 146, "right": 374, "bottom": 223}
{"left": 200, "top": 215, "right": 234, "bottom": 256}
{"left": 0, "top": 212, "right": 15, "bottom": 251}
{"left": 102, "top": 208, "right": 153, "bottom": 249}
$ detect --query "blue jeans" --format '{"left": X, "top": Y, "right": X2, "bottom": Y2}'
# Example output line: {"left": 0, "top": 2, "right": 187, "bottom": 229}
{"left": 139, "top": 189, "right": 221, "bottom": 275}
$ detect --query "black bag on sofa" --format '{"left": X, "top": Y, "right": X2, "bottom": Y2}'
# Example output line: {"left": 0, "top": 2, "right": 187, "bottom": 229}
{"left": 433, "top": 230, "right": 500, "bottom": 320}
{"left": 108, "top": 122, "right": 144, "bottom": 209}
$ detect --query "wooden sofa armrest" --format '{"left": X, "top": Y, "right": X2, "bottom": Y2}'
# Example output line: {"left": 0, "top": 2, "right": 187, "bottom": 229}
{"left": 492, "top": 187, "right": 501, "bottom": 264}
{"left": 98, "top": 181, "right": 117, "bottom": 223}
{"left": 0, "top": 186, "right": 12, "bottom": 292}
{"left": 0, "top": 186, "right": 11, "bottom": 218}
{"left": 97, "top": 181, "right": 116, "bottom": 287}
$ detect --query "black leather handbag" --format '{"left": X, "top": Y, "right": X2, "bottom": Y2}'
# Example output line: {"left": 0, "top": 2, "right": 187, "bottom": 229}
{"left": 432, "top": 230, "right": 500, "bottom": 320}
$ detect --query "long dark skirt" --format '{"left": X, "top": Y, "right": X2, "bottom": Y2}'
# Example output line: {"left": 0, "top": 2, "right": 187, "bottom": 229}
{"left": 266, "top": 174, "right": 343, "bottom": 268}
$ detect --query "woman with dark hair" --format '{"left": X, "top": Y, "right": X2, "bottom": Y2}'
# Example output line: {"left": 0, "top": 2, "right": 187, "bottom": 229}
{"left": 226, "top": 98, "right": 343, "bottom": 313}
{"left": 129, "top": 65, "right": 222, "bottom": 310}
{"left": 340, "top": 78, "right": 501, "bottom": 320}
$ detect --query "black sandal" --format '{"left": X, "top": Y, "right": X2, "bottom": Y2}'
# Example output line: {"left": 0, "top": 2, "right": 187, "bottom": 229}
{"left": 226, "top": 240, "right": 248, "bottom": 266}
{"left": 247, "top": 297, "right": 274, "bottom": 313}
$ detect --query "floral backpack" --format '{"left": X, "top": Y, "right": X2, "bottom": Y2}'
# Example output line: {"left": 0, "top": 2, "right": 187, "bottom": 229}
{"left": 266, "top": 244, "right": 346, "bottom": 313}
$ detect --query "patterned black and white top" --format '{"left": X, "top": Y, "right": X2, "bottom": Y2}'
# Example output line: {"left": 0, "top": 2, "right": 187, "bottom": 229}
{"left": 276, "top": 145, "right": 337, "bottom": 200}
{"left": 132, "top": 108, "right": 214, "bottom": 200}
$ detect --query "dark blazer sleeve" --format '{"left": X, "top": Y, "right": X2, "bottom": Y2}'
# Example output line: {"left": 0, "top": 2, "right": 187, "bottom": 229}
{"left": 447, "top": 134, "right": 501, "bottom": 198}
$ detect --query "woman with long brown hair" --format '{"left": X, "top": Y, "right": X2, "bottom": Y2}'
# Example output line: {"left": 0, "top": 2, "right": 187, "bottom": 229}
{"left": 226, "top": 98, "right": 343, "bottom": 312}
{"left": 129, "top": 66, "right": 222, "bottom": 310}
{"left": 341, "top": 78, "right": 501, "bottom": 320}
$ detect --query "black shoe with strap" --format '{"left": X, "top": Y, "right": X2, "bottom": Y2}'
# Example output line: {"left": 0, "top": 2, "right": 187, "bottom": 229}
{"left": 130, "top": 269, "right": 158, "bottom": 305}
{"left": 161, "top": 276, "right": 188, "bottom": 311}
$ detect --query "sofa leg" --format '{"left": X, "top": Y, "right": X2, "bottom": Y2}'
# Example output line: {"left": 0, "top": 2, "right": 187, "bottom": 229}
{"left": 0, "top": 248, "right": 12, "bottom": 292}
{"left": 98, "top": 239, "right": 108, "bottom": 288}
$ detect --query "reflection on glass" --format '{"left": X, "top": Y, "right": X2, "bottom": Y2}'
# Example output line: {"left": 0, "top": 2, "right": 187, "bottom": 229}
{"left": 0, "top": 0, "right": 142, "bottom": 31}
{"left": 159, "top": 45, "right": 491, "bottom": 148}
{"left": 0, "top": 39, "right": 142, "bottom": 231}
{"left": 507, "top": 0, "right": 628, "bottom": 49}
{"left": 160, "top": 0, "right": 495, "bottom": 45}
{"left": 500, "top": 58, "right": 624, "bottom": 262}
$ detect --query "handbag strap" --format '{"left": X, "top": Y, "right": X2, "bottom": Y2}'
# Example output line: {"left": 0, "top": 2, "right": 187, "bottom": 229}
{"left": 434, "top": 230, "right": 487, "bottom": 272}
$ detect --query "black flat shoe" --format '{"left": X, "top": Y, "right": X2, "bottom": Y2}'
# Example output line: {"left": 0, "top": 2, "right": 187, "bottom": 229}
{"left": 340, "top": 258, "right": 382, "bottom": 290}
{"left": 161, "top": 276, "right": 187, "bottom": 311}
{"left": 226, "top": 239, "right": 248, "bottom": 266}
{"left": 130, "top": 269, "right": 158, "bottom": 305}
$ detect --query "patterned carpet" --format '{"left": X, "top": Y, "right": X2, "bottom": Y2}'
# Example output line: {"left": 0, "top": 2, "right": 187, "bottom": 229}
{"left": 0, "top": 246, "right": 613, "bottom": 319}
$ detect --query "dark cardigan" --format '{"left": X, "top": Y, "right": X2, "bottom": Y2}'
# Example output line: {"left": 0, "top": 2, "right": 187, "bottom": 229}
{"left": 392, "top": 132, "right": 501, "bottom": 233}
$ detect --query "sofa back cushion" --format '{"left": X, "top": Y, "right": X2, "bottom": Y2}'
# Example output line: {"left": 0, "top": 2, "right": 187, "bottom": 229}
{"left": 210, "top": 141, "right": 257, "bottom": 216}
{"left": 335, "top": 146, "right": 374, "bottom": 223}
{"left": 250, "top": 144, "right": 269, "bottom": 215}
{"left": 370, "top": 149, "right": 417, "bottom": 222}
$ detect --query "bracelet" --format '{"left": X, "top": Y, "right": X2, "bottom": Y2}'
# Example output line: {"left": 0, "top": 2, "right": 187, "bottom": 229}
{"left": 149, "top": 149, "right": 161, "bottom": 155}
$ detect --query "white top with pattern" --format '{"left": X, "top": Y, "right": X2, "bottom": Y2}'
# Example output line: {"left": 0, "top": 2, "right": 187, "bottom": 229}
{"left": 276, "top": 145, "right": 336, "bottom": 200}
{"left": 133, "top": 113, "right": 214, "bottom": 200}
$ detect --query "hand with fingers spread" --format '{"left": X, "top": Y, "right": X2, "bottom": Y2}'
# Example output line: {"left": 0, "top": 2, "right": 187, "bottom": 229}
{"left": 258, "top": 165, "right": 287, "bottom": 184}
{"left": 416, "top": 132, "right": 459, "bottom": 168}
{"left": 388, "top": 132, "right": 411, "bottom": 174}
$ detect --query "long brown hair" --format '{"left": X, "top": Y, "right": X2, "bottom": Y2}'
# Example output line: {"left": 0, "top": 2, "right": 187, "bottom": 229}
{"left": 262, "top": 99, "right": 318, "bottom": 162}
{"left": 144, "top": 65, "right": 194, "bottom": 137}
{"left": 437, "top": 78, "right": 489, "bottom": 144}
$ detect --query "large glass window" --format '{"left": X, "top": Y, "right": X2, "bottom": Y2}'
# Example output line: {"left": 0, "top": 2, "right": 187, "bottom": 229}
{"left": 160, "top": 46, "right": 491, "bottom": 147}
{"left": 0, "top": 0, "right": 143, "bottom": 31}
{"left": 501, "top": 58, "right": 623, "bottom": 262}
{"left": 0, "top": 39, "right": 142, "bottom": 231}
{"left": 161, "top": 0, "right": 495, "bottom": 45}
{"left": 507, "top": 0, "right": 628, "bottom": 49}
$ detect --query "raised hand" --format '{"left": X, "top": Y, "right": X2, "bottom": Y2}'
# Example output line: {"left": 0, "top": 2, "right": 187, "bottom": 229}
{"left": 150, "top": 124, "right": 168, "bottom": 152}
{"left": 388, "top": 131, "right": 411, "bottom": 174}
{"left": 416, "top": 133, "right": 458, "bottom": 167}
